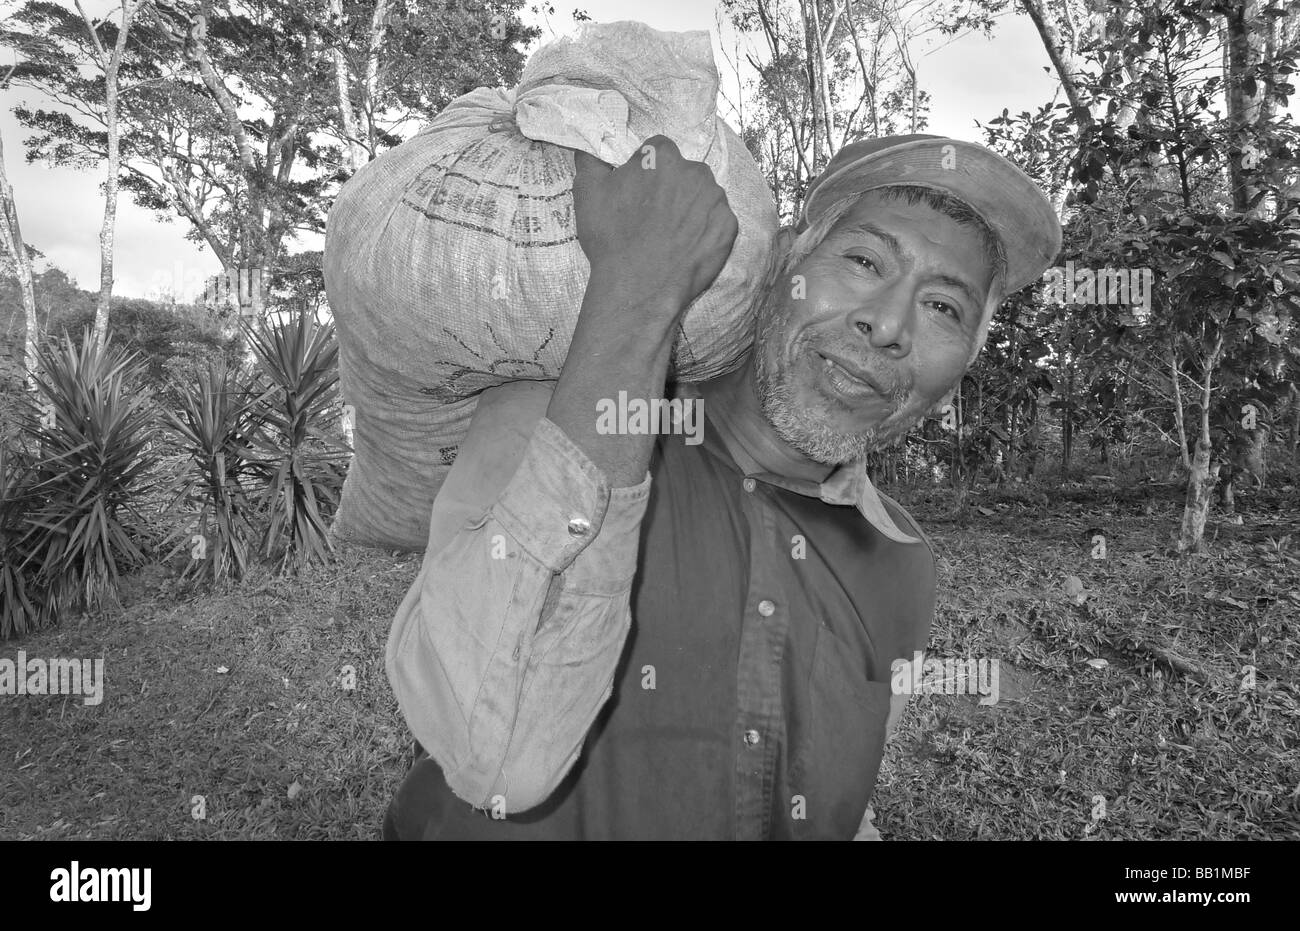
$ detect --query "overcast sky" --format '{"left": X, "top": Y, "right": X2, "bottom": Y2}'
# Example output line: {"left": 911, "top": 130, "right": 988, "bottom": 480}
{"left": 0, "top": 0, "right": 1059, "bottom": 300}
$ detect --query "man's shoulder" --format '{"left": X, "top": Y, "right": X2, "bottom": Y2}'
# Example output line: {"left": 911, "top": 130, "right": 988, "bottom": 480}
{"left": 875, "top": 489, "right": 937, "bottom": 568}
{"left": 875, "top": 490, "right": 937, "bottom": 653}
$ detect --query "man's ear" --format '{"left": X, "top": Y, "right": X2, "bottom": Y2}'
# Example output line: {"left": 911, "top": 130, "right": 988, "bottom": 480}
{"left": 762, "top": 225, "right": 799, "bottom": 292}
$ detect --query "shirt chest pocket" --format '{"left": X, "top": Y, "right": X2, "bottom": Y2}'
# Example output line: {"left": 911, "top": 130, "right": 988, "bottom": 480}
{"left": 790, "top": 625, "right": 893, "bottom": 840}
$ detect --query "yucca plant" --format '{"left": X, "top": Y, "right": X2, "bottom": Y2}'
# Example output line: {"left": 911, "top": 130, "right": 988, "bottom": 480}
{"left": 242, "top": 311, "right": 350, "bottom": 574}
{"left": 19, "top": 330, "right": 161, "bottom": 619}
{"left": 160, "top": 357, "right": 271, "bottom": 585}
{"left": 0, "top": 443, "right": 45, "bottom": 638}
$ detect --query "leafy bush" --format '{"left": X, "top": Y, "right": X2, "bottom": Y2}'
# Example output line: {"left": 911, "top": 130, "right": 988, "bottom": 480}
{"left": 17, "top": 330, "right": 161, "bottom": 620}
{"left": 48, "top": 298, "right": 240, "bottom": 392}
{"left": 0, "top": 443, "right": 44, "bottom": 638}
{"left": 160, "top": 357, "right": 270, "bottom": 586}
{"left": 242, "top": 311, "right": 349, "bottom": 574}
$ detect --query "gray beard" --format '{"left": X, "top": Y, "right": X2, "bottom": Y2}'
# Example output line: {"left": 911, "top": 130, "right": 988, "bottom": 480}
{"left": 752, "top": 300, "right": 921, "bottom": 466}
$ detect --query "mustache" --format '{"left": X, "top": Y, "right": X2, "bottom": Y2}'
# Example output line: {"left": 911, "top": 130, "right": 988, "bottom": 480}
{"left": 812, "top": 340, "right": 910, "bottom": 403}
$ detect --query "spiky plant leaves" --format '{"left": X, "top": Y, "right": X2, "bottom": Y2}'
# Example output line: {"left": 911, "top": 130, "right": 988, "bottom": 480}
{"left": 17, "top": 329, "right": 161, "bottom": 620}
{"left": 0, "top": 443, "right": 45, "bottom": 638}
{"left": 241, "top": 311, "right": 349, "bottom": 575}
{"left": 160, "top": 357, "right": 271, "bottom": 586}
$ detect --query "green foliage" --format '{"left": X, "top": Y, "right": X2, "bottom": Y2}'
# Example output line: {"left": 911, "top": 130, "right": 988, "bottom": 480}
{"left": 160, "top": 357, "right": 270, "bottom": 586}
{"left": 0, "top": 443, "right": 44, "bottom": 638}
{"left": 0, "top": 306, "right": 352, "bottom": 620}
{"left": 14, "top": 330, "right": 161, "bottom": 625}
{"left": 242, "top": 311, "right": 349, "bottom": 574}
{"left": 719, "top": 0, "right": 968, "bottom": 219}
{"left": 48, "top": 297, "right": 241, "bottom": 391}
{"left": 268, "top": 250, "right": 326, "bottom": 320}
{"left": 0, "top": 265, "right": 95, "bottom": 389}
{"left": 970, "top": 0, "right": 1300, "bottom": 498}
{"left": 3, "top": 0, "right": 541, "bottom": 315}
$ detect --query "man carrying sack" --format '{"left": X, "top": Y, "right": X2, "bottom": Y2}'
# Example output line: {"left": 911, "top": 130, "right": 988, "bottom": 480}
{"left": 383, "top": 132, "right": 1061, "bottom": 840}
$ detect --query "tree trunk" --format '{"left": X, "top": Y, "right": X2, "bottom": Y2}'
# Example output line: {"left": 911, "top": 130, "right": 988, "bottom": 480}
{"left": 1287, "top": 381, "right": 1300, "bottom": 456}
{"left": 1169, "top": 342, "right": 1190, "bottom": 471}
{"left": 1006, "top": 309, "right": 1020, "bottom": 475}
{"left": 95, "top": 62, "right": 120, "bottom": 347}
{"left": 0, "top": 121, "right": 39, "bottom": 390}
{"left": 1007, "top": 404, "right": 1019, "bottom": 477}
{"left": 1022, "top": 0, "right": 1156, "bottom": 203}
{"left": 1244, "top": 425, "right": 1267, "bottom": 487}
{"left": 1019, "top": 0, "right": 1092, "bottom": 125}
{"left": 907, "top": 63, "right": 919, "bottom": 133}
{"left": 1062, "top": 406, "right": 1073, "bottom": 478}
{"left": 79, "top": 0, "right": 142, "bottom": 348}
{"left": 799, "top": 0, "right": 825, "bottom": 168}
{"left": 1182, "top": 435, "right": 1218, "bottom": 550}
{"left": 1178, "top": 333, "right": 1224, "bottom": 553}
{"left": 328, "top": 0, "right": 364, "bottom": 172}
{"left": 186, "top": 4, "right": 280, "bottom": 322}
{"left": 213, "top": 264, "right": 265, "bottom": 331}
{"left": 1224, "top": 0, "right": 1267, "bottom": 215}
{"left": 246, "top": 264, "right": 265, "bottom": 319}
{"left": 1060, "top": 314, "right": 1074, "bottom": 480}
{"left": 362, "top": 0, "right": 389, "bottom": 160}
{"left": 1025, "top": 400, "right": 1040, "bottom": 479}
{"left": 1219, "top": 469, "right": 1236, "bottom": 513}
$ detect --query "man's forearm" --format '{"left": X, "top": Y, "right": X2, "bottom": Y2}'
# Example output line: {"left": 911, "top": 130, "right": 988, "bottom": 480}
{"left": 387, "top": 383, "right": 652, "bottom": 812}
{"left": 546, "top": 269, "right": 682, "bottom": 488}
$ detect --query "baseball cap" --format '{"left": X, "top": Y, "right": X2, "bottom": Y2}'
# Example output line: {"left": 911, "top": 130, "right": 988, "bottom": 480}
{"left": 799, "top": 134, "right": 1061, "bottom": 295}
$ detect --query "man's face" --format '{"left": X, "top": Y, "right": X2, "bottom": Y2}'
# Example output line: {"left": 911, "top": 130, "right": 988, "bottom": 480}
{"left": 753, "top": 189, "right": 995, "bottom": 465}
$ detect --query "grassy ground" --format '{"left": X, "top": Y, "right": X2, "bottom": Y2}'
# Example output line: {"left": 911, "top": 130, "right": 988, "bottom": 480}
{"left": 1, "top": 479, "right": 1297, "bottom": 840}
{"left": 875, "top": 479, "right": 1300, "bottom": 840}
{"left": 0, "top": 544, "right": 415, "bottom": 840}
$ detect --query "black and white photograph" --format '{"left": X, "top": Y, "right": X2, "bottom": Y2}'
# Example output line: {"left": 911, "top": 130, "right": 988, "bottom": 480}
{"left": 0, "top": 0, "right": 1296, "bottom": 892}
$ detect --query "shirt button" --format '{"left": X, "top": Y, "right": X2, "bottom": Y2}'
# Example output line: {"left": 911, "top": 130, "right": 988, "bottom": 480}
{"left": 742, "top": 478, "right": 756, "bottom": 493}
{"left": 743, "top": 729, "right": 761, "bottom": 747}
{"left": 757, "top": 599, "right": 775, "bottom": 617}
{"left": 567, "top": 516, "right": 591, "bottom": 537}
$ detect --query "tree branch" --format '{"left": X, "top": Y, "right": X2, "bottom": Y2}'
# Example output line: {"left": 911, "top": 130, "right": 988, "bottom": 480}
{"left": 75, "top": 0, "right": 109, "bottom": 69}
{"left": 185, "top": 5, "right": 257, "bottom": 174}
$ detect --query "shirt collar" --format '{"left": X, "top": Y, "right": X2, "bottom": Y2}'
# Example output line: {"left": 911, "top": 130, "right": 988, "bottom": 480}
{"left": 675, "top": 381, "right": 922, "bottom": 545}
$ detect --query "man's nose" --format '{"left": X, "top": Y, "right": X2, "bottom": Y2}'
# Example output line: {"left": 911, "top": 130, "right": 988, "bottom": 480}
{"left": 847, "top": 281, "right": 913, "bottom": 356}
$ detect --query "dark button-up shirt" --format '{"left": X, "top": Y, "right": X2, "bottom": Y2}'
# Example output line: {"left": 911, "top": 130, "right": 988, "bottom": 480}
{"left": 385, "top": 380, "right": 936, "bottom": 839}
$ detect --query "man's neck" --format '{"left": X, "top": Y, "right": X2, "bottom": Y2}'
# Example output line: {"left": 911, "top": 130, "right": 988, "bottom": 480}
{"left": 696, "top": 357, "right": 835, "bottom": 485}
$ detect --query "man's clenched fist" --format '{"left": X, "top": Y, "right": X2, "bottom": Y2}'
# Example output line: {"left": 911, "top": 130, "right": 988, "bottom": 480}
{"left": 572, "top": 135, "right": 740, "bottom": 321}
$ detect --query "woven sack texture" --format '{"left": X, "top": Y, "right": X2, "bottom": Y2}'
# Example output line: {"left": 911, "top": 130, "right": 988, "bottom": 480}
{"left": 324, "top": 21, "right": 778, "bottom": 551}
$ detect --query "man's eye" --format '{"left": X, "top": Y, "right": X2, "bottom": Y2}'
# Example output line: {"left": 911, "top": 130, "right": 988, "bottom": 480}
{"left": 928, "top": 300, "right": 961, "bottom": 320}
{"left": 847, "top": 254, "right": 878, "bottom": 272}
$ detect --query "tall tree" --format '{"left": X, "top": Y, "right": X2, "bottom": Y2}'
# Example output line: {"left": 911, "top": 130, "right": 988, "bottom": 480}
{"left": 141, "top": 0, "right": 337, "bottom": 321}
{"left": 6, "top": 0, "right": 536, "bottom": 330}
{"left": 0, "top": 63, "right": 38, "bottom": 390}
{"left": 317, "top": 0, "right": 536, "bottom": 174}
{"left": 75, "top": 0, "right": 145, "bottom": 345}
{"left": 1047, "top": 0, "right": 1300, "bottom": 552}
{"left": 721, "top": 0, "right": 1001, "bottom": 219}
{"left": 326, "top": 0, "right": 375, "bottom": 174}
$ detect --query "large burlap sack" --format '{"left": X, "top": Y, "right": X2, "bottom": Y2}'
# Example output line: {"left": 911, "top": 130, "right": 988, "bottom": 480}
{"left": 324, "top": 21, "right": 778, "bottom": 551}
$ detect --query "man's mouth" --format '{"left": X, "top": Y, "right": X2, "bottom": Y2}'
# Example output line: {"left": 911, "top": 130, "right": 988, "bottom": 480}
{"left": 812, "top": 349, "right": 886, "bottom": 401}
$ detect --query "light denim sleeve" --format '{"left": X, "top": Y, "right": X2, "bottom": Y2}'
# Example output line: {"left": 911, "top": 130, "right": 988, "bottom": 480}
{"left": 385, "top": 380, "right": 651, "bottom": 814}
